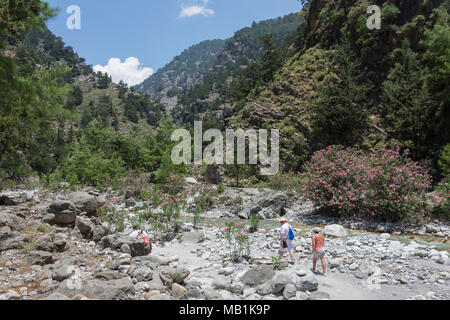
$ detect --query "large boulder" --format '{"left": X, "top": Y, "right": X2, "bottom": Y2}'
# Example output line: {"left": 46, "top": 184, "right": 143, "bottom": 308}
{"left": 100, "top": 234, "right": 150, "bottom": 257}
{"left": 56, "top": 277, "right": 134, "bottom": 300}
{"left": 133, "top": 267, "right": 154, "bottom": 282}
{"left": 181, "top": 231, "right": 205, "bottom": 244}
{"left": 52, "top": 263, "right": 76, "bottom": 282}
{"left": 76, "top": 216, "right": 94, "bottom": 239}
{"left": 0, "top": 213, "right": 26, "bottom": 231}
{"left": 27, "top": 251, "right": 53, "bottom": 266}
{"left": 0, "top": 233, "right": 29, "bottom": 251}
{"left": 241, "top": 265, "right": 276, "bottom": 287}
{"left": 271, "top": 271, "right": 294, "bottom": 294}
{"left": 296, "top": 276, "right": 318, "bottom": 292}
{"left": 159, "top": 267, "right": 190, "bottom": 284}
{"left": 324, "top": 224, "right": 347, "bottom": 237}
{"left": 35, "top": 234, "right": 54, "bottom": 252}
{"left": 239, "top": 190, "right": 288, "bottom": 219}
{"left": 0, "top": 195, "right": 17, "bottom": 206}
{"left": 68, "top": 192, "right": 104, "bottom": 215}
{"left": 48, "top": 200, "right": 77, "bottom": 224}
{"left": 172, "top": 283, "right": 187, "bottom": 298}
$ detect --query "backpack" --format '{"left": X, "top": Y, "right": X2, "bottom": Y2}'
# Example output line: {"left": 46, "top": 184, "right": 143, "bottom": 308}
{"left": 288, "top": 226, "right": 295, "bottom": 240}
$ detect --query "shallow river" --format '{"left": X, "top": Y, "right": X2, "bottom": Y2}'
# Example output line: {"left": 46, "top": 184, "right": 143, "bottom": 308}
{"left": 181, "top": 217, "right": 450, "bottom": 252}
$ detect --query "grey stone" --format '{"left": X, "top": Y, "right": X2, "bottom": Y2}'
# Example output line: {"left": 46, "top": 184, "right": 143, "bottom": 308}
{"left": 68, "top": 192, "right": 104, "bottom": 214}
{"left": 76, "top": 216, "right": 94, "bottom": 239}
{"left": 100, "top": 234, "right": 150, "bottom": 257}
{"left": 42, "top": 292, "right": 70, "bottom": 300}
{"left": 172, "top": 283, "right": 187, "bottom": 298}
{"left": 52, "top": 264, "right": 75, "bottom": 281}
{"left": 133, "top": 267, "right": 153, "bottom": 282}
{"left": 147, "top": 273, "right": 165, "bottom": 291}
{"left": 283, "top": 283, "right": 297, "bottom": 300}
{"left": 271, "top": 271, "right": 294, "bottom": 294}
{"left": 148, "top": 293, "right": 175, "bottom": 300}
{"left": 57, "top": 277, "right": 134, "bottom": 300}
{"left": 256, "top": 281, "right": 274, "bottom": 296}
{"left": 212, "top": 277, "right": 230, "bottom": 290}
{"left": 230, "top": 282, "right": 244, "bottom": 295}
{"left": 0, "top": 233, "right": 28, "bottom": 251}
{"left": 308, "top": 291, "right": 331, "bottom": 300}
{"left": 296, "top": 276, "right": 318, "bottom": 292}
{"left": 324, "top": 225, "right": 347, "bottom": 237}
{"left": 241, "top": 265, "right": 275, "bottom": 287}
{"left": 240, "top": 190, "right": 288, "bottom": 219}
{"left": 181, "top": 231, "right": 205, "bottom": 244}
{"left": 0, "top": 213, "right": 26, "bottom": 231}
{"left": 48, "top": 201, "right": 77, "bottom": 224}
{"left": 53, "top": 233, "right": 67, "bottom": 252}
{"left": 35, "top": 235, "right": 54, "bottom": 252}
{"left": 27, "top": 251, "right": 53, "bottom": 266}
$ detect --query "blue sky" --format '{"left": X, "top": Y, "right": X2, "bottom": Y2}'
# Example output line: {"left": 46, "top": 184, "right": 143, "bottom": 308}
{"left": 46, "top": 0, "right": 302, "bottom": 85}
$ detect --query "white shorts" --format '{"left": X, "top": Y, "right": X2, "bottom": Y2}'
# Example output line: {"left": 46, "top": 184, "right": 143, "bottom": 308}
{"left": 280, "top": 239, "right": 294, "bottom": 253}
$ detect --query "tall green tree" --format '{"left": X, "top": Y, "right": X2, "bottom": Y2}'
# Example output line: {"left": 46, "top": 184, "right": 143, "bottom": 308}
{"left": 310, "top": 42, "right": 372, "bottom": 148}
{"left": 381, "top": 41, "right": 437, "bottom": 159}
{"left": 421, "top": 5, "right": 450, "bottom": 148}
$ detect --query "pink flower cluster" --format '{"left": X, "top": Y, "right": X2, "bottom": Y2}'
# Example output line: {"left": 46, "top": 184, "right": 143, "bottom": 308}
{"left": 300, "top": 145, "right": 434, "bottom": 223}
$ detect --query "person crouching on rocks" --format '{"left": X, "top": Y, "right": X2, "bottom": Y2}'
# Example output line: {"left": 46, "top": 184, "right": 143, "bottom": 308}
{"left": 312, "top": 227, "right": 326, "bottom": 276}
{"left": 279, "top": 217, "right": 295, "bottom": 265}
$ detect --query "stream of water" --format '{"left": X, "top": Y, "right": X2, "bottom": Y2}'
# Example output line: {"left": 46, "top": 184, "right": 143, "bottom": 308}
{"left": 181, "top": 217, "right": 450, "bottom": 252}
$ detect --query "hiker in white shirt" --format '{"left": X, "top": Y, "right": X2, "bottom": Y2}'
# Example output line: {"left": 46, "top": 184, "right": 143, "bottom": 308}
{"left": 279, "top": 217, "right": 295, "bottom": 265}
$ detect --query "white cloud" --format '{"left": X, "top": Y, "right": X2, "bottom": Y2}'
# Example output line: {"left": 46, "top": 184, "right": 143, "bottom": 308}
{"left": 93, "top": 57, "right": 154, "bottom": 86}
{"left": 179, "top": 0, "right": 215, "bottom": 18}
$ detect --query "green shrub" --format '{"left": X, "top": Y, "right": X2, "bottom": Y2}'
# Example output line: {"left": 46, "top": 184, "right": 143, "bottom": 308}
{"left": 217, "top": 184, "right": 225, "bottom": 194}
{"left": 249, "top": 216, "right": 260, "bottom": 233}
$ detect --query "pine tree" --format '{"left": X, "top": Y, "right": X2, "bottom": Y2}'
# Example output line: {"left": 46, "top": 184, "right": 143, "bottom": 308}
{"left": 310, "top": 41, "right": 372, "bottom": 148}
{"left": 381, "top": 40, "right": 437, "bottom": 159}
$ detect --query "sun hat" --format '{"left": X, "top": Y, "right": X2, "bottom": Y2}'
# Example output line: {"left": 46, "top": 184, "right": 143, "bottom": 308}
{"left": 278, "top": 217, "right": 287, "bottom": 222}
{"left": 312, "top": 227, "right": 321, "bottom": 233}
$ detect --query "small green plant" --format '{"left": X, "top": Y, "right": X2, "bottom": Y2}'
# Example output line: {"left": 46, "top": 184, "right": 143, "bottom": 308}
{"left": 23, "top": 241, "right": 36, "bottom": 253}
{"left": 249, "top": 216, "right": 260, "bottom": 233}
{"left": 217, "top": 184, "right": 225, "bottom": 194}
{"left": 38, "top": 225, "right": 50, "bottom": 233}
{"left": 271, "top": 256, "right": 285, "bottom": 271}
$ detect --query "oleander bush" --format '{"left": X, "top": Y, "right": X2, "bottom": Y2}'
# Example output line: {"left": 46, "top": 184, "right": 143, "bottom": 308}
{"left": 300, "top": 145, "right": 434, "bottom": 223}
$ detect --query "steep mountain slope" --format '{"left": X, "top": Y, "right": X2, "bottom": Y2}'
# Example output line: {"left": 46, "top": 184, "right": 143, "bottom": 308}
{"left": 232, "top": 0, "right": 449, "bottom": 172}
{"left": 135, "top": 39, "right": 225, "bottom": 111}
{"left": 135, "top": 13, "right": 301, "bottom": 123}
{"left": 6, "top": 26, "right": 166, "bottom": 135}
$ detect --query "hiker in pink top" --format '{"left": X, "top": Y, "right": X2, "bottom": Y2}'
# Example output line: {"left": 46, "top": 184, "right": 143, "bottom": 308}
{"left": 312, "top": 227, "right": 327, "bottom": 276}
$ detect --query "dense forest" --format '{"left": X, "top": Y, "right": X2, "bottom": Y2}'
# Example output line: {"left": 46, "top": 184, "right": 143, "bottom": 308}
{"left": 0, "top": 0, "right": 449, "bottom": 222}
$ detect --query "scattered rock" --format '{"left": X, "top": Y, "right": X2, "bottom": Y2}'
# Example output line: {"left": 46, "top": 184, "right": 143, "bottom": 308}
{"left": 27, "top": 251, "right": 53, "bottom": 266}
{"left": 48, "top": 200, "right": 77, "bottom": 224}
{"left": 324, "top": 225, "right": 347, "bottom": 237}
{"left": 68, "top": 192, "right": 104, "bottom": 215}
{"left": 181, "top": 231, "right": 205, "bottom": 244}
{"left": 296, "top": 276, "right": 318, "bottom": 292}
{"left": 241, "top": 265, "right": 275, "bottom": 287}
{"left": 172, "top": 283, "right": 187, "bottom": 298}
